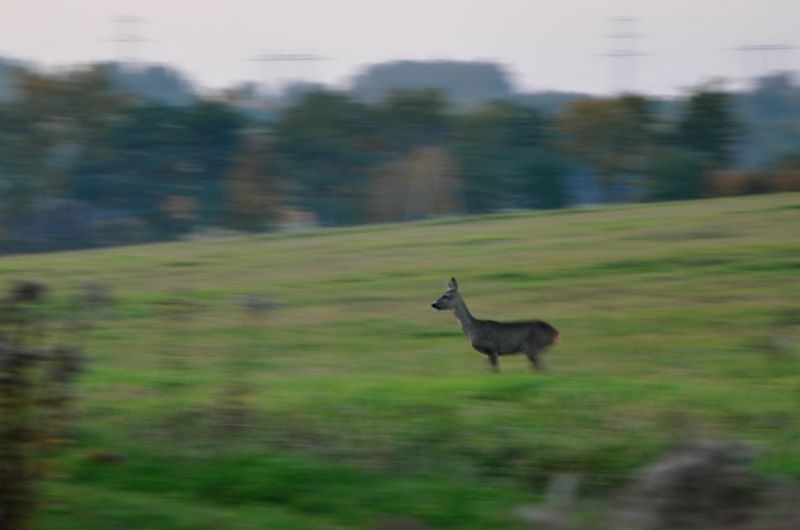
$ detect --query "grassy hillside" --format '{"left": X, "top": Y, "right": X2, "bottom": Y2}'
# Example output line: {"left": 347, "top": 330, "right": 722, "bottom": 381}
{"left": 2, "top": 193, "right": 799, "bottom": 529}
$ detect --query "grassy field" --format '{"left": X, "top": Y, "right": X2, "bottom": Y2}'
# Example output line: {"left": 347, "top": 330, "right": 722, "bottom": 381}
{"left": 3, "top": 193, "right": 800, "bottom": 529}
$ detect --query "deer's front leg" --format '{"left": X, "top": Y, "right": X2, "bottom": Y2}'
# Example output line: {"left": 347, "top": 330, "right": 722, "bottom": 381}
{"left": 471, "top": 336, "right": 500, "bottom": 373}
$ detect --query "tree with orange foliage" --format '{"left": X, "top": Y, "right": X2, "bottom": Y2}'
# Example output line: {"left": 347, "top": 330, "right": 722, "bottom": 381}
{"left": 559, "top": 95, "right": 654, "bottom": 202}
{"left": 225, "top": 135, "right": 282, "bottom": 231}
{"left": 365, "top": 145, "right": 461, "bottom": 222}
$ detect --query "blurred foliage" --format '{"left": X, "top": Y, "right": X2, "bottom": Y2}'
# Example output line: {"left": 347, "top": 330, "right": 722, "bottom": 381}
{"left": 0, "top": 282, "right": 88, "bottom": 530}
{"left": 0, "top": 62, "right": 799, "bottom": 253}
{"left": 365, "top": 146, "right": 461, "bottom": 222}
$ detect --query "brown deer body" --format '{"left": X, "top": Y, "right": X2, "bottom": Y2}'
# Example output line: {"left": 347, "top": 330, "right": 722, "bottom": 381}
{"left": 431, "top": 277, "right": 559, "bottom": 371}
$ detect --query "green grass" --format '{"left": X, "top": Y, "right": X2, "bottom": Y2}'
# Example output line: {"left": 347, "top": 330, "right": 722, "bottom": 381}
{"left": 2, "top": 193, "right": 800, "bottom": 529}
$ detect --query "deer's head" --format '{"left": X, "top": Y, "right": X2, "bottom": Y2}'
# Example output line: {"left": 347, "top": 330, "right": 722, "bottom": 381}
{"left": 431, "top": 277, "right": 459, "bottom": 310}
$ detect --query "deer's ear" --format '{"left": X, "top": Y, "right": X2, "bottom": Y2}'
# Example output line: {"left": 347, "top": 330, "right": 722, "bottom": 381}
{"left": 448, "top": 277, "right": 458, "bottom": 290}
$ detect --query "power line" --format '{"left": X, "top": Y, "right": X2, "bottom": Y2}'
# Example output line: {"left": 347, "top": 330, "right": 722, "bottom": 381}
{"left": 251, "top": 54, "right": 324, "bottom": 62}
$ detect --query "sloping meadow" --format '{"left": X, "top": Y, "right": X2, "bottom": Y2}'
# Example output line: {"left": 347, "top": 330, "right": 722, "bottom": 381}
{"left": 3, "top": 193, "right": 799, "bottom": 529}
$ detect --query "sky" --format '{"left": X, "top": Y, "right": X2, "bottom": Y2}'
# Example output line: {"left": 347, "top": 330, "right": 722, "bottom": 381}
{"left": 1, "top": 0, "right": 798, "bottom": 96}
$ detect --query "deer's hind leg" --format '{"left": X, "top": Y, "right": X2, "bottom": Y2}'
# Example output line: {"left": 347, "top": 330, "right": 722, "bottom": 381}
{"left": 486, "top": 351, "right": 500, "bottom": 372}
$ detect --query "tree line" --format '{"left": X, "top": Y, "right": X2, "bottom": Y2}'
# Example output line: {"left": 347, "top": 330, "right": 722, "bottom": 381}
{"left": 0, "top": 62, "right": 799, "bottom": 253}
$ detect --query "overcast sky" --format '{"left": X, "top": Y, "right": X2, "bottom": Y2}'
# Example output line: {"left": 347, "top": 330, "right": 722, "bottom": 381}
{"left": 2, "top": 0, "right": 797, "bottom": 96}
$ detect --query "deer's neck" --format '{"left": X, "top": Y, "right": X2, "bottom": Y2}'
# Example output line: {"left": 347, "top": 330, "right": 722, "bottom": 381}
{"left": 452, "top": 296, "right": 477, "bottom": 336}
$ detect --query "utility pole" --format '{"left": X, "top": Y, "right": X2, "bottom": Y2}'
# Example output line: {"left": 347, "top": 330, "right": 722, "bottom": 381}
{"left": 601, "top": 16, "right": 648, "bottom": 94}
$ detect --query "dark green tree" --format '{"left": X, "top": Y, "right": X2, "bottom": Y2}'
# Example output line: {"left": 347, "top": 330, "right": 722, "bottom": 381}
{"left": 377, "top": 89, "right": 450, "bottom": 152}
{"left": 673, "top": 85, "right": 741, "bottom": 167}
{"left": 71, "top": 101, "right": 244, "bottom": 237}
{"left": 271, "top": 90, "right": 379, "bottom": 225}
{"left": 178, "top": 101, "right": 245, "bottom": 227}
{"left": 71, "top": 104, "right": 187, "bottom": 236}
{"left": 452, "top": 100, "right": 567, "bottom": 212}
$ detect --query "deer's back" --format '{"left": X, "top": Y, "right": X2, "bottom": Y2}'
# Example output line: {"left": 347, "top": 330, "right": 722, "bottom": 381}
{"left": 470, "top": 319, "right": 557, "bottom": 355}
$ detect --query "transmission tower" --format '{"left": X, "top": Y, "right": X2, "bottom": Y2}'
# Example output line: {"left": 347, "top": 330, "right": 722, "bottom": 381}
{"left": 601, "top": 16, "right": 648, "bottom": 94}
{"left": 111, "top": 16, "right": 148, "bottom": 64}
{"left": 250, "top": 53, "right": 325, "bottom": 93}
{"left": 734, "top": 43, "right": 795, "bottom": 86}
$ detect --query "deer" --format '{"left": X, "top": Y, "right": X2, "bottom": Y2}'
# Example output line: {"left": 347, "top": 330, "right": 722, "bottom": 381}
{"left": 431, "top": 277, "right": 560, "bottom": 372}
